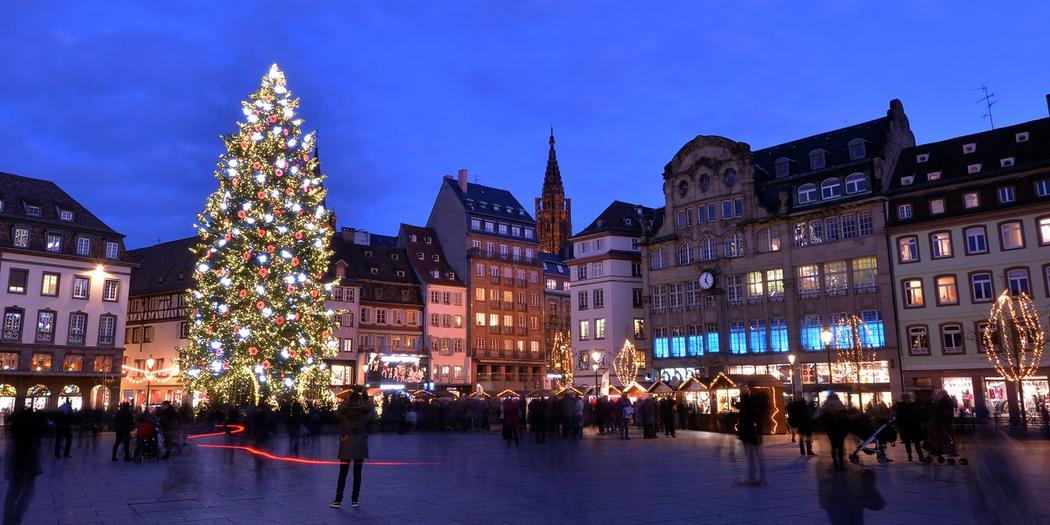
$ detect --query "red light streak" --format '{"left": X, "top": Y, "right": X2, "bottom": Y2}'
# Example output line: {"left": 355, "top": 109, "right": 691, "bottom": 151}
{"left": 196, "top": 443, "right": 434, "bottom": 466}
{"left": 187, "top": 424, "right": 246, "bottom": 440}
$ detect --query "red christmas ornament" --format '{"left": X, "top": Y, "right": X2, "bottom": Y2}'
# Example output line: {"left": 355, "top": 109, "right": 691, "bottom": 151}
{"left": 262, "top": 360, "right": 271, "bottom": 369}
{"left": 283, "top": 129, "right": 289, "bottom": 136}
{"left": 301, "top": 152, "right": 309, "bottom": 161}
{"left": 274, "top": 316, "right": 285, "bottom": 326}
{"left": 237, "top": 210, "right": 247, "bottom": 219}
{"left": 242, "top": 251, "right": 251, "bottom": 261}
{"left": 257, "top": 229, "right": 267, "bottom": 238}
{"left": 286, "top": 285, "right": 295, "bottom": 293}
{"left": 252, "top": 162, "right": 261, "bottom": 170}
{"left": 275, "top": 169, "right": 284, "bottom": 177}
{"left": 224, "top": 233, "right": 232, "bottom": 241}
{"left": 254, "top": 124, "right": 262, "bottom": 132}
{"left": 249, "top": 347, "right": 258, "bottom": 356}
{"left": 231, "top": 177, "right": 239, "bottom": 187}
{"left": 256, "top": 300, "right": 266, "bottom": 309}
{"left": 268, "top": 115, "right": 278, "bottom": 124}
{"left": 240, "top": 141, "right": 249, "bottom": 150}
{"left": 266, "top": 245, "right": 276, "bottom": 253}
{"left": 285, "top": 188, "right": 294, "bottom": 196}
{"left": 304, "top": 349, "right": 313, "bottom": 357}
{"left": 294, "top": 231, "right": 303, "bottom": 240}
{"left": 258, "top": 268, "right": 268, "bottom": 277}
{"left": 274, "top": 210, "right": 283, "bottom": 218}
{"left": 239, "top": 289, "right": 248, "bottom": 298}
{"left": 291, "top": 257, "right": 300, "bottom": 266}
{"left": 290, "top": 350, "right": 298, "bottom": 358}
{"left": 310, "top": 290, "right": 318, "bottom": 298}
{"left": 257, "top": 191, "right": 267, "bottom": 199}
{"left": 222, "top": 361, "right": 230, "bottom": 370}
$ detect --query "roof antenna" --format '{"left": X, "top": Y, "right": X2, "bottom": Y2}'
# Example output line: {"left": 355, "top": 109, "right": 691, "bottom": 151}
{"left": 974, "top": 86, "right": 998, "bottom": 129}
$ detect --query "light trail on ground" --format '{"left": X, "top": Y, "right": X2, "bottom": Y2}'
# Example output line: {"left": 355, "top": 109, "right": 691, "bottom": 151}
{"left": 187, "top": 424, "right": 246, "bottom": 440}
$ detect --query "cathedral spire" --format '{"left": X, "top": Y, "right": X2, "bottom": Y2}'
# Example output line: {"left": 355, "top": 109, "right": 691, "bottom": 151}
{"left": 536, "top": 129, "right": 572, "bottom": 257}
{"left": 544, "top": 127, "right": 562, "bottom": 190}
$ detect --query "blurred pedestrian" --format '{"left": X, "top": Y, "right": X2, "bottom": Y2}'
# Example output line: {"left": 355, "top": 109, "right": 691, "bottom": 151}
{"left": 53, "top": 400, "right": 73, "bottom": 459}
{"left": 501, "top": 397, "right": 520, "bottom": 446}
{"left": 158, "top": 401, "right": 179, "bottom": 459}
{"left": 893, "top": 393, "right": 925, "bottom": 462}
{"left": 736, "top": 385, "right": 769, "bottom": 486}
{"left": 787, "top": 394, "right": 815, "bottom": 457}
{"left": 4, "top": 407, "right": 46, "bottom": 525}
{"left": 111, "top": 402, "right": 133, "bottom": 462}
{"left": 821, "top": 394, "right": 849, "bottom": 471}
{"left": 331, "top": 387, "right": 374, "bottom": 509}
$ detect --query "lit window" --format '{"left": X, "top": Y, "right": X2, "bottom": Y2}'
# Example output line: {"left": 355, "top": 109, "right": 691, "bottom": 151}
{"left": 967, "top": 164, "right": 982, "bottom": 174}
{"left": 931, "top": 232, "right": 952, "bottom": 258}
{"left": 578, "top": 320, "right": 589, "bottom": 340}
{"left": 1000, "top": 221, "right": 1024, "bottom": 250}
{"left": 104, "top": 241, "right": 119, "bottom": 260}
{"left": 929, "top": 198, "right": 945, "bottom": 215}
{"left": 12, "top": 227, "right": 29, "bottom": 248}
{"left": 898, "top": 237, "right": 919, "bottom": 262}
{"left": 59, "top": 210, "right": 73, "bottom": 221}
{"left": 72, "top": 276, "right": 90, "bottom": 299}
{"left": 41, "top": 273, "right": 59, "bottom": 296}
{"left": 45, "top": 233, "right": 62, "bottom": 252}
{"left": 935, "top": 275, "right": 958, "bottom": 305}
{"left": 25, "top": 205, "right": 41, "bottom": 217}
{"left": 1040, "top": 217, "right": 1050, "bottom": 245}
{"left": 903, "top": 279, "right": 924, "bottom": 307}
{"left": 76, "top": 237, "right": 91, "bottom": 256}
{"left": 102, "top": 280, "right": 119, "bottom": 302}
{"left": 963, "top": 192, "right": 980, "bottom": 209}
{"left": 1006, "top": 268, "right": 1030, "bottom": 296}
{"left": 908, "top": 326, "right": 929, "bottom": 355}
{"left": 927, "top": 172, "right": 941, "bottom": 182}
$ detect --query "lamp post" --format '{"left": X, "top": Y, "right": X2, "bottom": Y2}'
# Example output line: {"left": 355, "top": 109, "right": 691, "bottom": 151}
{"left": 144, "top": 357, "right": 155, "bottom": 412}
{"left": 787, "top": 353, "right": 797, "bottom": 397}
{"left": 820, "top": 327, "right": 835, "bottom": 404}
{"left": 591, "top": 351, "right": 601, "bottom": 398}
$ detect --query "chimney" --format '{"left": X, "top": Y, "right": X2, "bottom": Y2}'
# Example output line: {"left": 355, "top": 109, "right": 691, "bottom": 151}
{"left": 341, "top": 227, "right": 353, "bottom": 242}
{"left": 1045, "top": 93, "right": 1049, "bottom": 116}
{"left": 458, "top": 168, "right": 469, "bottom": 192}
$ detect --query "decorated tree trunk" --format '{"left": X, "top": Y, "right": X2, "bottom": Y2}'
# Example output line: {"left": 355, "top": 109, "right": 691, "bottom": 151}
{"left": 180, "top": 64, "right": 337, "bottom": 406}
{"left": 982, "top": 290, "right": 1047, "bottom": 428}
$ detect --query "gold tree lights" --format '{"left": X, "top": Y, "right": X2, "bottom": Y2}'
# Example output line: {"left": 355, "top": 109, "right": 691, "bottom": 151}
{"left": 180, "top": 64, "right": 337, "bottom": 405}
{"left": 548, "top": 331, "right": 573, "bottom": 390}
{"left": 613, "top": 339, "right": 641, "bottom": 386}
{"left": 982, "top": 290, "right": 1047, "bottom": 426}
{"left": 832, "top": 314, "right": 879, "bottom": 388}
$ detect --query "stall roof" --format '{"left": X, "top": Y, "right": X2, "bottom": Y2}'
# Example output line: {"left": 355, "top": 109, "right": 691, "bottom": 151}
{"left": 647, "top": 381, "right": 675, "bottom": 394}
{"left": 678, "top": 377, "right": 709, "bottom": 392}
{"left": 526, "top": 389, "right": 551, "bottom": 398}
{"left": 707, "top": 372, "right": 782, "bottom": 390}
{"left": 621, "top": 382, "right": 648, "bottom": 395}
{"left": 606, "top": 385, "right": 623, "bottom": 395}
{"left": 496, "top": 389, "right": 521, "bottom": 398}
{"left": 555, "top": 386, "right": 584, "bottom": 397}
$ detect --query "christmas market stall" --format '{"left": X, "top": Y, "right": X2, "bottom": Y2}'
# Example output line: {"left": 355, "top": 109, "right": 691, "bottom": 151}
{"left": 646, "top": 381, "right": 675, "bottom": 398}
{"left": 677, "top": 377, "right": 712, "bottom": 430}
{"left": 706, "top": 372, "right": 787, "bottom": 435}
{"left": 621, "top": 382, "right": 648, "bottom": 403}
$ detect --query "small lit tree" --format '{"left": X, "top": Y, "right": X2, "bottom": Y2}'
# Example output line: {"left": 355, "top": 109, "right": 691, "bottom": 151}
{"left": 613, "top": 339, "right": 641, "bottom": 387}
{"left": 548, "top": 331, "right": 573, "bottom": 390}
{"left": 832, "top": 314, "right": 879, "bottom": 407}
{"left": 982, "top": 290, "right": 1047, "bottom": 428}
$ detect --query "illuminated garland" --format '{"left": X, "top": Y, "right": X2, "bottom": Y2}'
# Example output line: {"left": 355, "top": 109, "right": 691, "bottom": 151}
{"left": 179, "top": 64, "right": 338, "bottom": 405}
{"left": 548, "top": 331, "right": 573, "bottom": 389}
{"left": 982, "top": 291, "right": 1046, "bottom": 382}
{"left": 832, "top": 313, "right": 877, "bottom": 386}
{"left": 613, "top": 339, "right": 640, "bottom": 386}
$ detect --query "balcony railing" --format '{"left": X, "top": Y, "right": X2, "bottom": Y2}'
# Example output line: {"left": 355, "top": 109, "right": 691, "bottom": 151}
{"left": 469, "top": 248, "right": 541, "bottom": 266}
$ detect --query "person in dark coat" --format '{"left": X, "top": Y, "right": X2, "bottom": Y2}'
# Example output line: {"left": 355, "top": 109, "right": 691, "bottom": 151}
{"left": 158, "top": 401, "right": 179, "bottom": 459}
{"left": 893, "top": 393, "right": 925, "bottom": 462}
{"left": 332, "top": 387, "right": 374, "bottom": 509}
{"left": 53, "top": 400, "right": 74, "bottom": 458}
{"left": 821, "top": 394, "right": 850, "bottom": 471}
{"left": 501, "top": 398, "right": 520, "bottom": 446}
{"left": 786, "top": 394, "right": 816, "bottom": 456}
{"left": 735, "top": 386, "right": 769, "bottom": 486}
{"left": 660, "top": 398, "right": 676, "bottom": 437}
{"left": 112, "top": 402, "right": 134, "bottom": 461}
{"left": 4, "top": 407, "right": 46, "bottom": 525}
{"left": 528, "top": 398, "right": 546, "bottom": 443}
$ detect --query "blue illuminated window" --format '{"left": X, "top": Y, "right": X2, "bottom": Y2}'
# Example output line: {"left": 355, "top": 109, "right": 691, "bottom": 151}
{"left": 860, "top": 310, "right": 885, "bottom": 348}
{"left": 706, "top": 331, "right": 720, "bottom": 353}
{"left": 687, "top": 335, "right": 703, "bottom": 357}
{"left": 730, "top": 322, "right": 747, "bottom": 355}
{"left": 670, "top": 337, "right": 686, "bottom": 358}
{"left": 654, "top": 338, "right": 669, "bottom": 359}
{"left": 770, "top": 318, "right": 788, "bottom": 353}
{"left": 800, "top": 315, "right": 822, "bottom": 351}
{"left": 749, "top": 320, "right": 767, "bottom": 353}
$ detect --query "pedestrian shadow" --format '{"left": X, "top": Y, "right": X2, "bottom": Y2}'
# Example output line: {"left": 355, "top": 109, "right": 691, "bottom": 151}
{"left": 816, "top": 458, "right": 885, "bottom": 525}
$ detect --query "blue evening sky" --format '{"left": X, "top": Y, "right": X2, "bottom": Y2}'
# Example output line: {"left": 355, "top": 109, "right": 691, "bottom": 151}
{"left": 3, "top": 2, "right": 1049, "bottom": 248}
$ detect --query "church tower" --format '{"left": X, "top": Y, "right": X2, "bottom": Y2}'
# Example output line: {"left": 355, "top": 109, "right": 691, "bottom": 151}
{"left": 535, "top": 129, "right": 572, "bottom": 257}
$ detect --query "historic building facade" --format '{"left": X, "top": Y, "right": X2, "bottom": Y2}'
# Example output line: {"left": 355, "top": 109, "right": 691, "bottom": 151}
{"left": 535, "top": 131, "right": 572, "bottom": 258}
{"left": 0, "top": 172, "right": 131, "bottom": 412}
{"left": 887, "top": 110, "right": 1050, "bottom": 418}
{"left": 568, "top": 201, "right": 655, "bottom": 388}
{"left": 398, "top": 224, "right": 469, "bottom": 391}
{"left": 428, "top": 170, "right": 546, "bottom": 393}
{"left": 122, "top": 237, "right": 196, "bottom": 409}
{"left": 333, "top": 228, "right": 425, "bottom": 392}
{"left": 642, "top": 100, "right": 913, "bottom": 406}
{"left": 540, "top": 252, "right": 570, "bottom": 388}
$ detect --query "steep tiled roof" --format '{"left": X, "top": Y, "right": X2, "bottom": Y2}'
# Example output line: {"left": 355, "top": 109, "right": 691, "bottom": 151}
{"left": 442, "top": 176, "right": 535, "bottom": 224}
{"left": 398, "top": 223, "right": 465, "bottom": 287}
{"left": 573, "top": 200, "right": 656, "bottom": 238}
{"left": 888, "top": 117, "right": 1050, "bottom": 193}
{"left": 126, "top": 237, "right": 198, "bottom": 296}
{"left": 539, "top": 252, "right": 570, "bottom": 277}
{"left": 0, "top": 172, "right": 122, "bottom": 235}
{"left": 751, "top": 117, "right": 890, "bottom": 182}
{"left": 332, "top": 232, "right": 420, "bottom": 287}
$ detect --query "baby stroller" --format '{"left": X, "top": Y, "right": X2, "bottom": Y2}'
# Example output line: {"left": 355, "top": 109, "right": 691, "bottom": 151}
{"left": 134, "top": 421, "right": 160, "bottom": 462}
{"left": 922, "top": 421, "right": 967, "bottom": 465}
{"left": 848, "top": 413, "right": 897, "bottom": 465}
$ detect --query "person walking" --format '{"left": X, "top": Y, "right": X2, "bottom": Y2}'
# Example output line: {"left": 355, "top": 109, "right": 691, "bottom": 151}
{"left": 528, "top": 398, "right": 546, "bottom": 443}
{"left": 660, "top": 398, "right": 676, "bottom": 438}
{"left": 736, "top": 385, "right": 769, "bottom": 486}
{"left": 52, "top": 400, "right": 73, "bottom": 459}
{"left": 618, "top": 397, "right": 633, "bottom": 440}
{"left": 4, "top": 407, "right": 46, "bottom": 525}
{"left": 331, "top": 387, "right": 374, "bottom": 509}
{"left": 111, "top": 402, "right": 134, "bottom": 462}
{"left": 501, "top": 397, "right": 521, "bottom": 446}
{"left": 786, "top": 394, "right": 815, "bottom": 456}
{"left": 158, "top": 401, "right": 179, "bottom": 459}
{"left": 893, "top": 393, "right": 925, "bottom": 462}
{"left": 821, "top": 393, "right": 849, "bottom": 471}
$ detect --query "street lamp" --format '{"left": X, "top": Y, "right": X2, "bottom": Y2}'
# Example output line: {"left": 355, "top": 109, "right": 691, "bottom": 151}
{"left": 591, "top": 351, "right": 601, "bottom": 398}
{"left": 820, "top": 327, "right": 835, "bottom": 404}
{"left": 145, "top": 357, "right": 156, "bottom": 412}
{"left": 787, "top": 353, "right": 797, "bottom": 397}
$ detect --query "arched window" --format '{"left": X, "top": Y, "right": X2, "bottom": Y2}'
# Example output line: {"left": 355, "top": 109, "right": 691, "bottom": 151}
{"left": 845, "top": 172, "right": 869, "bottom": 194}
{"left": 677, "top": 243, "right": 692, "bottom": 265}
{"left": 848, "top": 139, "right": 866, "bottom": 160}
{"left": 821, "top": 178, "right": 842, "bottom": 200}
{"left": 797, "top": 183, "right": 817, "bottom": 204}
{"left": 724, "top": 234, "right": 745, "bottom": 258}
{"left": 699, "top": 238, "right": 716, "bottom": 261}
{"left": 650, "top": 249, "right": 665, "bottom": 270}
{"left": 775, "top": 158, "right": 791, "bottom": 178}
{"left": 25, "top": 384, "right": 51, "bottom": 410}
{"left": 809, "top": 150, "right": 826, "bottom": 170}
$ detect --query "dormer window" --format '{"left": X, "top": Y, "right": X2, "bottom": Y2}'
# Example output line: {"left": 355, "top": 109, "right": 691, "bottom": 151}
{"left": 848, "top": 139, "right": 866, "bottom": 160}
{"left": 927, "top": 172, "right": 941, "bottom": 182}
{"left": 424, "top": 236, "right": 432, "bottom": 244}
{"left": 1001, "top": 157, "right": 1015, "bottom": 168}
{"left": 58, "top": 210, "right": 73, "bottom": 222}
{"left": 370, "top": 267, "right": 379, "bottom": 275}
{"left": 390, "top": 253, "right": 399, "bottom": 261}
{"left": 432, "top": 254, "right": 440, "bottom": 262}
{"left": 901, "top": 175, "right": 915, "bottom": 186}
{"left": 962, "top": 143, "right": 976, "bottom": 154}
{"left": 431, "top": 270, "right": 440, "bottom": 279}
{"left": 416, "top": 251, "right": 424, "bottom": 260}
{"left": 364, "top": 250, "right": 373, "bottom": 257}
{"left": 493, "top": 205, "right": 501, "bottom": 212}
{"left": 447, "top": 272, "right": 455, "bottom": 279}
{"left": 625, "top": 218, "right": 633, "bottom": 226}
{"left": 25, "top": 204, "right": 41, "bottom": 217}
{"left": 1016, "top": 132, "right": 1029, "bottom": 143}
{"left": 774, "top": 158, "right": 790, "bottom": 178}
{"left": 916, "top": 153, "right": 929, "bottom": 163}
{"left": 809, "top": 150, "right": 826, "bottom": 170}
{"left": 409, "top": 234, "right": 417, "bottom": 242}
{"left": 967, "top": 164, "right": 982, "bottom": 174}
{"left": 395, "top": 270, "right": 406, "bottom": 277}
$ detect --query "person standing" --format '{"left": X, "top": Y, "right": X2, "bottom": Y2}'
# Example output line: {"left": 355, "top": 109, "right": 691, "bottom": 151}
{"left": 4, "top": 407, "right": 46, "bottom": 525}
{"left": 332, "top": 387, "right": 374, "bottom": 509}
{"left": 618, "top": 397, "right": 633, "bottom": 440}
{"left": 736, "top": 385, "right": 768, "bottom": 486}
{"left": 528, "top": 398, "right": 546, "bottom": 443}
{"left": 52, "top": 400, "right": 73, "bottom": 459}
{"left": 501, "top": 397, "right": 521, "bottom": 446}
{"left": 111, "top": 403, "right": 134, "bottom": 462}
{"left": 821, "top": 393, "right": 849, "bottom": 471}
{"left": 158, "top": 401, "right": 179, "bottom": 459}
{"left": 660, "top": 398, "right": 676, "bottom": 438}
{"left": 894, "top": 393, "right": 925, "bottom": 462}
{"left": 786, "top": 394, "right": 815, "bottom": 456}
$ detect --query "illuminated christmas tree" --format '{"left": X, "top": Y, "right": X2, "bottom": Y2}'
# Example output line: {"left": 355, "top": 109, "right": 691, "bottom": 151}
{"left": 180, "top": 64, "right": 337, "bottom": 405}
{"left": 548, "top": 331, "right": 574, "bottom": 390}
